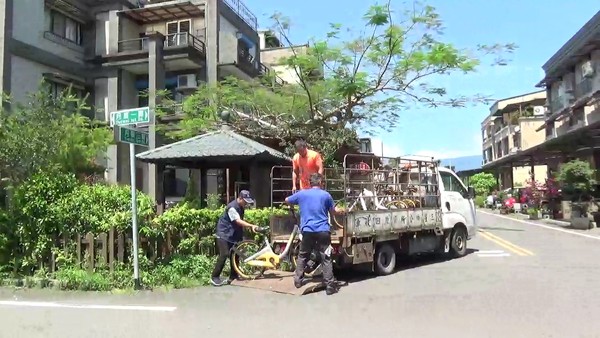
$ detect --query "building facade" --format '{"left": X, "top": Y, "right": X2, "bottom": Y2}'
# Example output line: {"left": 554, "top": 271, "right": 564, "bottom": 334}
{"left": 0, "top": 0, "right": 286, "bottom": 203}
{"left": 481, "top": 91, "right": 548, "bottom": 189}
{"left": 536, "top": 10, "right": 600, "bottom": 175}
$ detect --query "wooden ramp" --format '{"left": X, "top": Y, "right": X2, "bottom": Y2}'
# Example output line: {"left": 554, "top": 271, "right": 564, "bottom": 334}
{"left": 230, "top": 270, "right": 326, "bottom": 296}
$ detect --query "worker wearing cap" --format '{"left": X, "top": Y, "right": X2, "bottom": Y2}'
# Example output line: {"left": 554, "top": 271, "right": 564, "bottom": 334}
{"left": 292, "top": 139, "right": 324, "bottom": 193}
{"left": 211, "top": 190, "right": 258, "bottom": 286}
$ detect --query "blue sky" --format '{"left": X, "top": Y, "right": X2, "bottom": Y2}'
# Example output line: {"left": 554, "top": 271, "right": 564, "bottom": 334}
{"left": 244, "top": 0, "right": 598, "bottom": 159}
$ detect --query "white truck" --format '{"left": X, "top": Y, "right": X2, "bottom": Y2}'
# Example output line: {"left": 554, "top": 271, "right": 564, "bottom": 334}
{"left": 269, "top": 154, "right": 477, "bottom": 275}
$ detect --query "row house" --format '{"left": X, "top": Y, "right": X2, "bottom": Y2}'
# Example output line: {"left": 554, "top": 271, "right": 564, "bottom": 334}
{"left": 481, "top": 91, "right": 548, "bottom": 189}
{"left": 536, "top": 10, "right": 600, "bottom": 174}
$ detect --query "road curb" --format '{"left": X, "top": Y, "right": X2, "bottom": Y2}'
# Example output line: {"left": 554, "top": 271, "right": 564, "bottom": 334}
{"left": 480, "top": 209, "right": 587, "bottom": 229}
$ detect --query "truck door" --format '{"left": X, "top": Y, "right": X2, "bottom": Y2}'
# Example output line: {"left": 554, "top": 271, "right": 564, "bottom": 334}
{"left": 439, "top": 170, "right": 476, "bottom": 227}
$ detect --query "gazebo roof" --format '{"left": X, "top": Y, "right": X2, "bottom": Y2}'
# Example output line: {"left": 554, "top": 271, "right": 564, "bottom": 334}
{"left": 136, "top": 125, "right": 290, "bottom": 165}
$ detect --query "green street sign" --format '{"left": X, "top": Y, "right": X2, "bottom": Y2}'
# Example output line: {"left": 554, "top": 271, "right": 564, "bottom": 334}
{"left": 119, "top": 127, "right": 149, "bottom": 147}
{"left": 110, "top": 107, "right": 150, "bottom": 127}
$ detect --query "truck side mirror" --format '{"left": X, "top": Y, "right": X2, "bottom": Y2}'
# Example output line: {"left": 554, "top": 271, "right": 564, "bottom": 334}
{"left": 467, "top": 186, "right": 475, "bottom": 199}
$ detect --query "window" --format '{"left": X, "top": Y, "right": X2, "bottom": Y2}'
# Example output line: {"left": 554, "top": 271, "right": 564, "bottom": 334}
{"left": 47, "top": 81, "right": 84, "bottom": 100}
{"left": 50, "top": 10, "right": 82, "bottom": 45}
{"left": 166, "top": 20, "right": 191, "bottom": 47}
{"left": 440, "top": 171, "right": 467, "bottom": 195}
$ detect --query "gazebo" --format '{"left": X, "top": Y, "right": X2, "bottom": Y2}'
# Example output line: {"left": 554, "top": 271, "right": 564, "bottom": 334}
{"left": 136, "top": 124, "right": 291, "bottom": 209}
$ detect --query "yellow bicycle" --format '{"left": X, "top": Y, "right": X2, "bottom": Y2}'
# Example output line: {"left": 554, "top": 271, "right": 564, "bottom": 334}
{"left": 231, "top": 208, "right": 299, "bottom": 279}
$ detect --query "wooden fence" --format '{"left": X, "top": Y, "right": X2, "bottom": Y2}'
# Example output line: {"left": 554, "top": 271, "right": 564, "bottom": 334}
{"left": 47, "top": 228, "right": 218, "bottom": 273}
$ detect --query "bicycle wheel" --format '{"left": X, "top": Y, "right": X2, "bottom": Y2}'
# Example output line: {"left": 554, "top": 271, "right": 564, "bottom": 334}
{"left": 231, "top": 240, "right": 266, "bottom": 280}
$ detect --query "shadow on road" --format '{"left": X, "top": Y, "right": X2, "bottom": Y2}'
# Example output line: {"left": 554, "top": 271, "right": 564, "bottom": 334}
{"left": 335, "top": 249, "right": 477, "bottom": 285}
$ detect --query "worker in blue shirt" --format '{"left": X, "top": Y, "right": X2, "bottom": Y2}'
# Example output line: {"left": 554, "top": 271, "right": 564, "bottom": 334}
{"left": 285, "top": 173, "right": 344, "bottom": 295}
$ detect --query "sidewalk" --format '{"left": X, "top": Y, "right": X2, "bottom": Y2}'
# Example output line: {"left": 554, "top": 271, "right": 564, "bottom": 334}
{"left": 478, "top": 208, "right": 600, "bottom": 236}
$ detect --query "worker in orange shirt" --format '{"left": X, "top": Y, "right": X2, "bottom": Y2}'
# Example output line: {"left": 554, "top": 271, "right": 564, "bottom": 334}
{"left": 292, "top": 139, "right": 324, "bottom": 193}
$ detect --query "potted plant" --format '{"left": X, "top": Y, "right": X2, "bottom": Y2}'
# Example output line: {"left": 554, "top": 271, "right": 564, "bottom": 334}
{"left": 557, "top": 160, "right": 597, "bottom": 230}
{"left": 524, "top": 177, "right": 544, "bottom": 220}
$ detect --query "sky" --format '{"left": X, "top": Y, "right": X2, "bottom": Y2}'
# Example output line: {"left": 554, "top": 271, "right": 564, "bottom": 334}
{"left": 243, "top": 0, "right": 599, "bottom": 159}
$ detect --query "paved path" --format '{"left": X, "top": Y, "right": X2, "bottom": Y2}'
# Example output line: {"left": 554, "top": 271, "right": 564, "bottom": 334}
{"left": 2, "top": 211, "right": 600, "bottom": 337}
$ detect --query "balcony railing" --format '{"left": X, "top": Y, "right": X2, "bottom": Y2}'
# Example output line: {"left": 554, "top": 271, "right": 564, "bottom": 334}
{"left": 117, "top": 32, "right": 206, "bottom": 55}
{"left": 164, "top": 32, "right": 206, "bottom": 54}
{"left": 259, "top": 63, "right": 285, "bottom": 86}
{"left": 221, "top": 0, "right": 258, "bottom": 31}
{"left": 575, "top": 77, "right": 593, "bottom": 98}
{"left": 237, "top": 47, "right": 259, "bottom": 75}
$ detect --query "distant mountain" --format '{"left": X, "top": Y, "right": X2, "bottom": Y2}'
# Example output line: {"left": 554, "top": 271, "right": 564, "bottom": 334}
{"left": 439, "top": 155, "right": 482, "bottom": 172}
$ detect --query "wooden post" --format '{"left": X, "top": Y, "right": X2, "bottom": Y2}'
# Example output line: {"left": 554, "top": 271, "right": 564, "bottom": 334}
{"left": 99, "top": 233, "right": 108, "bottom": 266}
{"left": 86, "top": 232, "right": 94, "bottom": 272}
{"left": 117, "top": 232, "right": 125, "bottom": 263}
{"left": 76, "top": 234, "right": 82, "bottom": 266}
{"left": 109, "top": 228, "right": 115, "bottom": 272}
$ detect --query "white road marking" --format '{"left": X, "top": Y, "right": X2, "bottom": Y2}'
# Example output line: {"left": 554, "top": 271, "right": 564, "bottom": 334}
{"left": 479, "top": 210, "right": 600, "bottom": 241}
{"left": 0, "top": 300, "right": 177, "bottom": 312}
{"left": 477, "top": 253, "right": 511, "bottom": 258}
{"left": 476, "top": 250, "right": 505, "bottom": 254}
{"left": 475, "top": 250, "right": 510, "bottom": 258}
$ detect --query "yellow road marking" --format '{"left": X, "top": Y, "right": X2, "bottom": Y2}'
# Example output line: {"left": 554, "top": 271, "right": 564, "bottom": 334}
{"left": 478, "top": 230, "right": 535, "bottom": 256}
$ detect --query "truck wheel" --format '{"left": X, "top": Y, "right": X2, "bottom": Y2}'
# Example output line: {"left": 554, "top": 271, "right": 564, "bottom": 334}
{"left": 450, "top": 226, "right": 468, "bottom": 258}
{"left": 375, "top": 243, "right": 396, "bottom": 275}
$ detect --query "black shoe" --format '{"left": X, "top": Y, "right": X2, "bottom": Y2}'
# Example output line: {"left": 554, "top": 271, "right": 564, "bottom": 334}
{"left": 210, "top": 277, "right": 225, "bottom": 287}
{"left": 294, "top": 279, "right": 304, "bottom": 289}
{"left": 325, "top": 285, "right": 338, "bottom": 295}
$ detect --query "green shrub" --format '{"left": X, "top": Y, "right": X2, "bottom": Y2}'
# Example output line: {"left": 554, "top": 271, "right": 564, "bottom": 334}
{"left": 55, "top": 183, "right": 155, "bottom": 235}
{"left": 474, "top": 195, "right": 486, "bottom": 208}
{"left": 11, "top": 172, "right": 79, "bottom": 271}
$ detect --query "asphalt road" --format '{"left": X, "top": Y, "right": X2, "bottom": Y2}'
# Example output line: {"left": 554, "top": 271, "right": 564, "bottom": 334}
{"left": 2, "top": 210, "right": 600, "bottom": 338}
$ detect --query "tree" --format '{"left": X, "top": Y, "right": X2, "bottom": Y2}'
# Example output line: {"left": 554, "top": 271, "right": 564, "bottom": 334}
{"left": 470, "top": 172, "right": 496, "bottom": 196}
{"left": 160, "top": 1, "right": 515, "bottom": 162}
{"left": 0, "top": 85, "right": 113, "bottom": 186}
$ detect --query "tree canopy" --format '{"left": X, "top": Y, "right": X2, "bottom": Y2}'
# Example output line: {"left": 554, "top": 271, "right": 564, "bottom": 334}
{"left": 0, "top": 85, "right": 113, "bottom": 186}
{"left": 158, "top": 1, "right": 516, "bottom": 162}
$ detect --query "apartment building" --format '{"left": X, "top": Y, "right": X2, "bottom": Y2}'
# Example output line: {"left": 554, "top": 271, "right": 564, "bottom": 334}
{"left": 481, "top": 91, "right": 548, "bottom": 189}
{"left": 0, "top": 0, "right": 281, "bottom": 203}
{"left": 536, "top": 10, "right": 600, "bottom": 173}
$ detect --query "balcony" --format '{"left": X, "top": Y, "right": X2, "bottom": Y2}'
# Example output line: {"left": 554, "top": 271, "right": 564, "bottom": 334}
{"left": 221, "top": 0, "right": 258, "bottom": 31}
{"left": 575, "top": 77, "right": 593, "bottom": 98}
{"left": 103, "top": 32, "right": 206, "bottom": 74}
{"left": 259, "top": 63, "right": 286, "bottom": 87}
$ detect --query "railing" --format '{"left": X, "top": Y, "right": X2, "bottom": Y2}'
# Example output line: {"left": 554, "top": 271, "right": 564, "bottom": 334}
{"left": 237, "top": 48, "right": 259, "bottom": 75}
{"left": 259, "top": 62, "right": 286, "bottom": 87}
{"left": 575, "top": 77, "right": 593, "bottom": 98}
{"left": 118, "top": 37, "right": 148, "bottom": 52}
{"left": 164, "top": 32, "right": 206, "bottom": 55}
{"left": 117, "top": 32, "right": 206, "bottom": 54}
{"left": 221, "top": 0, "right": 258, "bottom": 31}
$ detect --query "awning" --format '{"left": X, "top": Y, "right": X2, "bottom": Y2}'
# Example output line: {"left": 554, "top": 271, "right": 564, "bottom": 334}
{"left": 120, "top": 1, "right": 204, "bottom": 24}
{"left": 44, "top": 0, "right": 90, "bottom": 22}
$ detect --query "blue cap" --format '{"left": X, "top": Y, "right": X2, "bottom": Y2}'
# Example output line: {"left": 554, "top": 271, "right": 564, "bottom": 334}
{"left": 239, "top": 190, "right": 255, "bottom": 204}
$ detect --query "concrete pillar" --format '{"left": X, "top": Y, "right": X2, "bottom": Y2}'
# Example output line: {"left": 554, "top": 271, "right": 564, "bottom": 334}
{"left": 105, "top": 73, "right": 120, "bottom": 183}
{"left": 205, "top": 0, "right": 220, "bottom": 84}
{"left": 147, "top": 32, "right": 165, "bottom": 211}
{"left": 108, "top": 10, "right": 120, "bottom": 54}
{"left": 530, "top": 156, "right": 535, "bottom": 181}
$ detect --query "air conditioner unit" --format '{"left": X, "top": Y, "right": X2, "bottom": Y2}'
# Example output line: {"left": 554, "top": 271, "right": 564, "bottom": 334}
{"left": 582, "top": 60, "right": 595, "bottom": 78}
{"left": 533, "top": 106, "right": 545, "bottom": 116}
{"left": 177, "top": 74, "right": 198, "bottom": 89}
